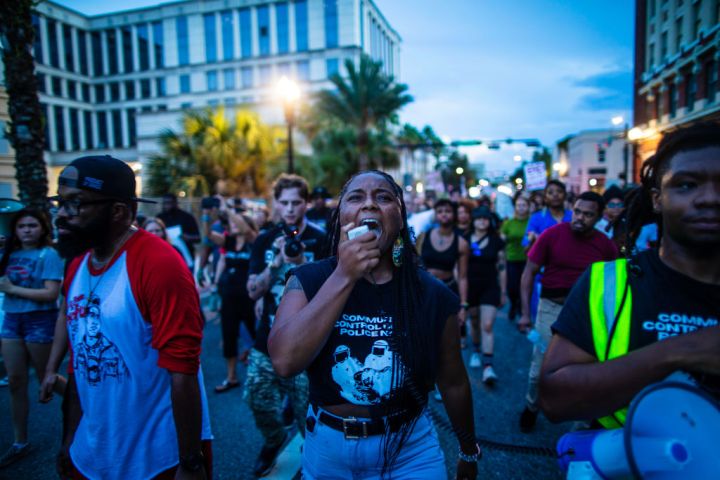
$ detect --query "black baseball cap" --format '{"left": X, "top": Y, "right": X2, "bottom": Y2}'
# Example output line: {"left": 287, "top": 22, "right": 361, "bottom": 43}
{"left": 471, "top": 206, "right": 493, "bottom": 220}
{"left": 58, "top": 155, "right": 155, "bottom": 203}
{"left": 311, "top": 186, "right": 331, "bottom": 199}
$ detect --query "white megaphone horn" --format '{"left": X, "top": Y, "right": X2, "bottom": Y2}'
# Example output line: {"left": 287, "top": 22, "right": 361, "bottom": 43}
{"left": 0, "top": 199, "right": 25, "bottom": 238}
{"left": 557, "top": 372, "right": 720, "bottom": 479}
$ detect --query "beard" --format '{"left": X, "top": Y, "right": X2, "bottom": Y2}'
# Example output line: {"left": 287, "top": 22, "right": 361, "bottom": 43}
{"left": 55, "top": 210, "right": 114, "bottom": 260}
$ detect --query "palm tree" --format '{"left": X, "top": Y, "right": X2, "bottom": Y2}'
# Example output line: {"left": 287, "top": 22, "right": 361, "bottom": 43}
{"left": 0, "top": 0, "right": 48, "bottom": 208}
{"left": 315, "top": 54, "right": 412, "bottom": 171}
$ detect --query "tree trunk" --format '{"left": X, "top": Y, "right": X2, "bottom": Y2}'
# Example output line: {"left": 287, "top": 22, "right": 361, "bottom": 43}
{"left": 0, "top": 0, "right": 48, "bottom": 209}
{"left": 357, "top": 127, "right": 369, "bottom": 172}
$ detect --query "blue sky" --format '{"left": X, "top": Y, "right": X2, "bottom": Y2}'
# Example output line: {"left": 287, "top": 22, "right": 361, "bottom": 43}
{"left": 60, "top": 0, "right": 635, "bottom": 174}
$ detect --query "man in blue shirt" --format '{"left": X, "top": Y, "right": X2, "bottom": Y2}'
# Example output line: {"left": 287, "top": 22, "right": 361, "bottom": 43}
{"left": 522, "top": 180, "right": 573, "bottom": 248}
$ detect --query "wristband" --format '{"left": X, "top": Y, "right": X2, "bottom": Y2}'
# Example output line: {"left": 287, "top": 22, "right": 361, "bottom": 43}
{"left": 460, "top": 302, "right": 469, "bottom": 309}
{"left": 458, "top": 443, "right": 481, "bottom": 463}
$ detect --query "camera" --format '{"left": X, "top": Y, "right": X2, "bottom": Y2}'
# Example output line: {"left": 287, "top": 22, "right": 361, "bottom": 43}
{"left": 280, "top": 224, "right": 304, "bottom": 258}
{"left": 201, "top": 196, "right": 221, "bottom": 209}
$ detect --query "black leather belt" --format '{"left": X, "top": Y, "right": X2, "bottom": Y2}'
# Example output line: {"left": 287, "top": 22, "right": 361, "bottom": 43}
{"left": 317, "top": 411, "right": 386, "bottom": 439}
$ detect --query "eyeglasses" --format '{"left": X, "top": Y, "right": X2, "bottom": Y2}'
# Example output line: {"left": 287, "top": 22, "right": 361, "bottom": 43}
{"left": 47, "top": 196, "right": 117, "bottom": 216}
{"left": 607, "top": 201, "right": 624, "bottom": 209}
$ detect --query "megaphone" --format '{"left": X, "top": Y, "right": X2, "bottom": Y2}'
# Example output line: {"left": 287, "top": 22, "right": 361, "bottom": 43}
{"left": 557, "top": 373, "right": 720, "bottom": 479}
{"left": 0, "top": 199, "right": 25, "bottom": 238}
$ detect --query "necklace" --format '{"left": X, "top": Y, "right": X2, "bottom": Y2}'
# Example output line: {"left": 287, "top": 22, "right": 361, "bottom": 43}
{"left": 436, "top": 229, "right": 453, "bottom": 247}
{"left": 85, "top": 228, "right": 136, "bottom": 310}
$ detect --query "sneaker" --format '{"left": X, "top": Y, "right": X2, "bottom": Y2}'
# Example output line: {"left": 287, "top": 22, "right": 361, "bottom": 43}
{"left": 0, "top": 377, "right": 8, "bottom": 387}
{"left": 469, "top": 353, "right": 481, "bottom": 368}
{"left": 519, "top": 407, "right": 538, "bottom": 433}
{"left": 0, "top": 443, "right": 31, "bottom": 468}
{"left": 482, "top": 365, "right": 498, "bottom": 385}
{"left": 253, "top": 434, "right": 288, "bottom": 477}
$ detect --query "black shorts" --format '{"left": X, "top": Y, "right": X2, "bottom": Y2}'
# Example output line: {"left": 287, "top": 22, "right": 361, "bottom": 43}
{"left": 468, "top": 281, "right": 501, "bottom": 308}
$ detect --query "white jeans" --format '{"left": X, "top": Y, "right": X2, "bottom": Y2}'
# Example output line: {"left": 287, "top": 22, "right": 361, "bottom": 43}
{"left": 525, "top": 298, "right": 563, "bottom": 410}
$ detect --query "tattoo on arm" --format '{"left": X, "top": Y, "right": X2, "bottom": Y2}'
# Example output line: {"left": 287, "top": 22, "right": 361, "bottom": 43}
{"left": 283, "top": 275, "right": 304, "bottom": 295}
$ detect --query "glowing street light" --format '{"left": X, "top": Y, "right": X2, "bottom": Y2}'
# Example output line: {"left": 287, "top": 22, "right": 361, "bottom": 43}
{"left": 513, "top": 155, "right": 522, "bottom": 162}
{"left": 611, "top": 115, "right": 624, "bottom": 126}
{"left": 455, "top": 167, "right": 464, "bottom": 175}
{"left": 589, "top": 178, "right": 598, "bottom": 187}
{"left": 276, "top": 76, "right": 301, "bottom": 173}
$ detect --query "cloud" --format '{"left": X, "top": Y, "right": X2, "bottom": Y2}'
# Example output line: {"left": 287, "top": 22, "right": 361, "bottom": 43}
{"left": 573, "top": 68, "right": 633, "bottom": 112}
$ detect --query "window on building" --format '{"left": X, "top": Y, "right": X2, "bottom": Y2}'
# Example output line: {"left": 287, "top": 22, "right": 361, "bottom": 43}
{"left": 47, "top": 20, "right": 60, "bottom": 68}
{"left": 82, "top": 83, "right": 90, "bottom": 101}
{"left": 657, "top": 88, "right": 664, "bottom": 118}
{"left": 706, "top": 60, "right": 717, "bottom": 102}
{"left": 257, "top": 5, "right": 270, "bottom": 55}
{"left": 177, "top": 16, "right": 190, "bottom": 66}
{"left": 152, "top": 21, "right": 164, "bottom": 67}
{"left": 41, "top": 104, "right": 50, "bottom": 151}
{"left": 107, "top": 29, "right": 118, "bottom": 74}
{"left": 31, "top": 15, "right": 43, "bottom": 64}
{"left": 669, "top": 82, "right": 677, "bottom": 117}
{"left": 137, "top": 24, "right": 150, "bottom": 71}
{"left": 326, "top": 58, "right": 339, "bottom": 77}
{"left": 122, "top": 26, "right": 133, "bottom": 73}
{"left": 95, "top": 84, "right": 105, "bottom": 103}
{"left": 97, "top": 111, "right": 108, "bottom": 148}
{"left": 0, "top": 121, "right": 9, "bottom": 154}
{"left": 180, "top": 74, "right": 191, "bottom": 93}
{"left": 157, "top": 104, "right": 168, "bottom": 111}
{"left": 649, "top": 0, "right": 656, "bottom": 17}
{"left": 240, "top": 8, "right": 252, "bottom": 58}
{"left": 241, "top": 66, "right": 253, "bottom": 88}
{"left": 296, "top": 60, "right": 310, "bottom": 81}
{"left": 675, "top": 17, "right": 683, "bottom": 52}
{"left": 208, "top": 99, "right": 220, "bottom": 107}
{"left": 648, "top": 42, "right": 655, "bottom": 69}
{"left": 156, "top": 77, "right": 166, "bottom": 97}
{"left": 224, "top": 68, "right": 235, "bottom": 90}
{"left": 324, "top": 0, "right": 339, "bottom": 48}
{"left": 70, "top": 108, "right": 80, "bottom": 151}
{"left": 224, "top": 97, "right": 236, "bottom": 106}
{"left": 37, "top": 73, "right": 46, "bottom": 94}
{"left": 52, "top": 77, "right": 62, "bottom": 96}
{"left": 78, "top": 30, "right": 88, "bottom": 75}
{"left": 180, "top": 102, "right": 193, "bottom": 110}
{"left": 221, "top": 10, "right": 234, "bottom": 61}
{"left": 127, "top": 108, "right": 137, "bottom": 146}
{"left": 91, "top": 31, "right": 103, "bottom": 75}
{"left": 125, "top": 80, "right": 135, "bottom": 100}
{"left": 276, "top": 2, "right": 289, "bottom": 54}
{"left": 686, "top": 72, "right": 696, "bottom": 112}
{"left": 111, "top": 109, "right": 123, "bottom": 147}
{"left": 278, "top": 62, "right": 291, "bottom": 78}
{"left": 140, "top": 78, "right": 151, "bottom": 98}
{"left": 204, "top": 13, "right": 217, "bottom": 63}
{"left": 597, "top": 146, "right": 606, "bottom": 163}
{"left": 63, "top": 24, "right": 75, "bottom": 72}
{"left": 67, "top": 80, "right": 77, "bottom": 100}
{"left": 110, "top": 82, "right": 120, "bottom": 102}
{"left": 660, "top": 31, "right": 668, "bottom": 59}
{"left": 54, "top": 106, "right": 66, "bottom": 151}
{"left": 692, "top": 1, "right": 702, "bottom": 38}
{"left": 207, "top": 71, "right": 219, "bottom": 91}
{"left": 83, "top": 110, "right": 93, "bottom": 149}
{"left": 259, "top": 65, "right": 272, "bottom": 85}
{"left": 295, "top": 0, "right": 308, "bottom": 52}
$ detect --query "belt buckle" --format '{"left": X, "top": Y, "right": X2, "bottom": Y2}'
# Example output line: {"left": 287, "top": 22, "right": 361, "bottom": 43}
{"left": 342, "top": 417, "right": 368, "bottom": 439}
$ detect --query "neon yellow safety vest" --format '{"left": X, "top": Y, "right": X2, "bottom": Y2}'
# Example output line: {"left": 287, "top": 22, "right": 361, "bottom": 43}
{"left": 588, "top": 258, "right": 632, "bottom": 429}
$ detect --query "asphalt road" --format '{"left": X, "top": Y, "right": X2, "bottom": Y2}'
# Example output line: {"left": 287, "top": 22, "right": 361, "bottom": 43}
{"left": 0, "top": 303, "right": 570, "bottom": 479}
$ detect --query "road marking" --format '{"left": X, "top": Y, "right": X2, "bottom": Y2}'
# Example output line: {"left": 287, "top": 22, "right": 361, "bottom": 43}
{"left": 265, "top": 432, "right": 302, "bottom": 479}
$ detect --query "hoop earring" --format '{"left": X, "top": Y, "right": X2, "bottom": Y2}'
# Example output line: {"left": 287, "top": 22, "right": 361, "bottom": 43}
{"left": 392, "top": 237, "right": 404, "bottom": 267}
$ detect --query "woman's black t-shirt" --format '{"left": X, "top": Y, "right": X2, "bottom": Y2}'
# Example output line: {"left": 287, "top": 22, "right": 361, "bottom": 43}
{"left": 467, "top": 234, "right": 505, "bottom": 285}
{"left": 292, "top": 258, "right": 460, "bottom": 407}
{"left": 218, "top": 236, "right": 252, "bottom": 297}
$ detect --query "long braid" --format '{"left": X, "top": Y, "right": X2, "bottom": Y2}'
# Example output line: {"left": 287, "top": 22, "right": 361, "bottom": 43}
{"left": 328, "top": 170, "right": 433, "bottom": 478}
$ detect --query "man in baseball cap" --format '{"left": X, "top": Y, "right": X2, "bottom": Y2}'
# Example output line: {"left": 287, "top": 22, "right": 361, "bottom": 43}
{"left": 42, "top": 155, "right": 213, "bottom": 479}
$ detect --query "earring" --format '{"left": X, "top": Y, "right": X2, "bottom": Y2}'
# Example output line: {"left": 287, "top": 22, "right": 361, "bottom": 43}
{"left": 392, "top": 237, "right": 404, "bottom": 267}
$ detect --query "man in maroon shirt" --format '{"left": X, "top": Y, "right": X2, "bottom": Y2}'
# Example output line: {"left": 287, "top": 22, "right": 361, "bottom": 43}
{"left": 517, "top": 191, "right": 618, "bottom": 432}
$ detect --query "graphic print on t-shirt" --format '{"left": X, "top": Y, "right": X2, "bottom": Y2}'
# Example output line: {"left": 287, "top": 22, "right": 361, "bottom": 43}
{"left": 331, "top": 314, "right": 405, "bottom": 405}
{"left": 67, "top": 293, "right": 129, "bottom": 386}
{"left": 6, "top": 258, "right": 37, "bottom": 287}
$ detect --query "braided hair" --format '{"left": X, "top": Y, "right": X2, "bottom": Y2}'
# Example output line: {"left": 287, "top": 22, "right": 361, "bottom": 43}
{"left": 326, "top": 170, "right": 440, "bottom": 476}
{"left": 623, "top": 122, "right": 720, "bottom": 250}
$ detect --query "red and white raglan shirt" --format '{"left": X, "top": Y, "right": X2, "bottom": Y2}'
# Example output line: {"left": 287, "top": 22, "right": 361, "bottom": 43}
{"left": 63, "top": 229, "right": 212, "bottom": 480}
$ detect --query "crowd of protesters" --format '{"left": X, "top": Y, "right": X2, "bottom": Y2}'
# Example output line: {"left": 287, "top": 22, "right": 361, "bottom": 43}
{"left": 0, "top": 122, "right": 717, "bottom": 479}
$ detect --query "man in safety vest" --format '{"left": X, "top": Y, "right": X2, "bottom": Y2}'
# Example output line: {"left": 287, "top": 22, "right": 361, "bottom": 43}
{"left": 539, "top": 123, "right": 720, "bottom": 428}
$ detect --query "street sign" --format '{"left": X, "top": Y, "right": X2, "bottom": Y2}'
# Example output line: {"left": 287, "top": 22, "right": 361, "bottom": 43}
{"left": 523, "top": 161, "right": 547, "bottom": 191}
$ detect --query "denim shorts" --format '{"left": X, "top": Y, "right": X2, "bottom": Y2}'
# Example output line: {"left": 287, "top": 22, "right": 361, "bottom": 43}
{"left": 302, "top": 406, "right": 446, "bottom": 479}
{"left": 1, "top": 309, "right": 58, "bottom": 344}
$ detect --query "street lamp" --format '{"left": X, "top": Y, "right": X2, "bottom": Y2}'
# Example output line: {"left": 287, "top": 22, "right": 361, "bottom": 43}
{"left": 276, "top": 76, "right": 300, "bottom": 174}
{"left": 611, "top": 115, "right": 630, "bottom": 185}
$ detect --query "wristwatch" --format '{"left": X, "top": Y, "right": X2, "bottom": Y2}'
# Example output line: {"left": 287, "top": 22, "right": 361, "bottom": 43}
{"left": 458, "top": 443, "right": 482, "bottom": 463}
{"left": 179, "top": 452, "right": 205, "bottom": 472}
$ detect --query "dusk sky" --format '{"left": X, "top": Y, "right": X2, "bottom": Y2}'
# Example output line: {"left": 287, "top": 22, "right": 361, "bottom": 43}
{"left": 59, "top": 0, "right": 635, "bottom": 174}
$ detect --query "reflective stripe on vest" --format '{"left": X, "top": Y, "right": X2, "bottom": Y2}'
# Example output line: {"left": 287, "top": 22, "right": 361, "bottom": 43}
{"left": 588, "top": 259, "right": 632, "bottom": 429}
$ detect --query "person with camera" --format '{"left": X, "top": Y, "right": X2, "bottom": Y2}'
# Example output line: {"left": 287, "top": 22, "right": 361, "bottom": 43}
{"left": 245, "top": 174, "right": 326, "bottom": 477}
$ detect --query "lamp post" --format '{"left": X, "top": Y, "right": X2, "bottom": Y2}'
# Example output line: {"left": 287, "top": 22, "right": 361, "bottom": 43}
{"left": 612, "top": 116, "right": 629, "bottom": 186}
{"left": 277, "top": 76, "right": 300, "bottom": 174}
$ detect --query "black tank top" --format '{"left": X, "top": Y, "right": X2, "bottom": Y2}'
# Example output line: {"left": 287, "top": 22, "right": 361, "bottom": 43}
{"left": 421, "top": 229, "right": 459, "bottom": 272}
